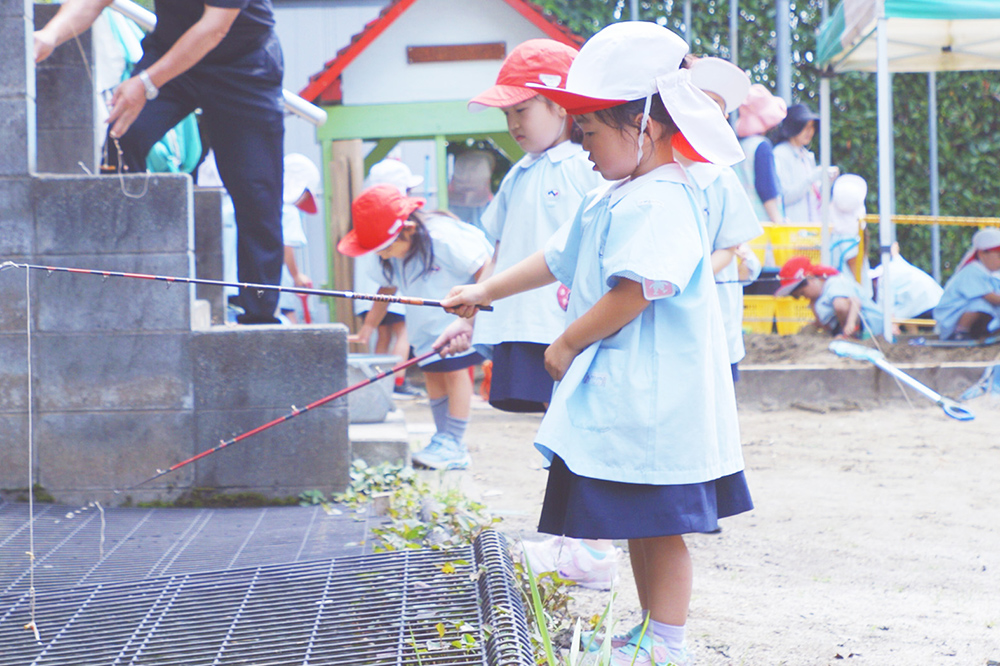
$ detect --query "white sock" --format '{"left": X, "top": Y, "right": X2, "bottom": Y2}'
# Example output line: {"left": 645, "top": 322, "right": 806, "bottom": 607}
{"left": 650, "top": 619, "right": 685, "bottom": 651}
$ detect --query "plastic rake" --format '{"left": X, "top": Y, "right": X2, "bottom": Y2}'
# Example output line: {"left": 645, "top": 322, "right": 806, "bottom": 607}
{"left": 828, "top": 340, "right": 975, "bottom": 421}
{"left": 0, "top": 261, "right": 492, "bottom": 311}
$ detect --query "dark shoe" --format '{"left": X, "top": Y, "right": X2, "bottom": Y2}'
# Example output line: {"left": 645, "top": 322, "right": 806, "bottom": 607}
{"left": 393, "top": 380, "right": 425, "bottom": 400}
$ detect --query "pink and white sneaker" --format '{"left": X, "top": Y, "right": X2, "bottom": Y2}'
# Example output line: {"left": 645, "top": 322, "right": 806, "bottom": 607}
{"left": 518, "top": 536, "right": 619, "bottom": 591}
{"left": 610, "top": 633, "right": 692, "bottom": 666}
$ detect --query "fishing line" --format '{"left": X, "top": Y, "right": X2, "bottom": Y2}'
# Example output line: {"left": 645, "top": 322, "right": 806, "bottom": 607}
{"left": 0, "top": 261, "right": 493, "bottom": 312}
{"left": 24, "top": 267, "right": 40, "bottom": 642}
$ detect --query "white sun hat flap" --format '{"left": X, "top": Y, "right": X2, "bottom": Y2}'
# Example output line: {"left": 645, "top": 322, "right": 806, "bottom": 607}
{"left": 656, "top": 69, "right": 745, "bottom": 167}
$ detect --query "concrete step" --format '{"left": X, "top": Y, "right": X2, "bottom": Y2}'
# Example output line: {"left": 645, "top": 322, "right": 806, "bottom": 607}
{"left": 349, "top": 408, "right": 411, "bottom": 467}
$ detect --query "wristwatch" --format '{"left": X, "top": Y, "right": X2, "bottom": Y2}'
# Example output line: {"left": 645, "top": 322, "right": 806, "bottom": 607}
{"left": 138, "top": 70, "right": 159, "bottom": 100}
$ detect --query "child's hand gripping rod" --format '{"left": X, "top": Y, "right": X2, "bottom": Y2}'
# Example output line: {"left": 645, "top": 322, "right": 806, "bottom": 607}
{"left": 0, "top": 262, "right": 493, "bottom": 312}
{"left": 118, "top": 346, "right": 443, "bottom": 492}
{"left": 828, "top": 340, "right": 975, "bottom": 421}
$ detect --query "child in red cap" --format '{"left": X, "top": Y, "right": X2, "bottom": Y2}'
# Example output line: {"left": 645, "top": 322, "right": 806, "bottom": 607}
{"left": 339, "top": 185, "right": 494, "bottom": 470}
{"left": 777, "top": 255, "right": 883, "bottom": 337}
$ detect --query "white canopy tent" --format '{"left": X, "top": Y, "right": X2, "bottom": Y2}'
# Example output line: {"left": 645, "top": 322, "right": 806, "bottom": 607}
{"left": 816, "top": 0, "right": 1000, "bottom": 341}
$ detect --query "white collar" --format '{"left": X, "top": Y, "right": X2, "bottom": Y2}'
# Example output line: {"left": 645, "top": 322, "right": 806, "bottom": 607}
{"left": 606, "top": 163, "right": 691, "bottom": 207}
{"left": 678, "top": 158, "right": 724, "bottom": 191}
{"left": 514, "top": 140, "right": 582, "bottom": 169}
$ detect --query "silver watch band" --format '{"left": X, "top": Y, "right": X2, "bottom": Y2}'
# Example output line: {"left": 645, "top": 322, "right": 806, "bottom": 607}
{"left": 138, "top": 70, "right": 158, "bottom": 100}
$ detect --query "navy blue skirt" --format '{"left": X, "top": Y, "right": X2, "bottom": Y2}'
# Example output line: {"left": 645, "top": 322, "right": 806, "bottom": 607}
{"left": 488, "top": 342, "right": 553, "bottom": 413}
{"left": 538, "top": 455, "right": 753, "bottom": 539}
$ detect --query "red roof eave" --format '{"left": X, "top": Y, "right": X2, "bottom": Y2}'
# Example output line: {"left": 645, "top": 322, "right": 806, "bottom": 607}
{"left": 299, "top": 0, "right": 584, "bottom": 104}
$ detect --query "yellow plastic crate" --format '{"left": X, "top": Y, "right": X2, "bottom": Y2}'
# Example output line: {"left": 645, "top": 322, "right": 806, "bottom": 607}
{"left": 742, "top": 295, "right": 776, "bottom": 334}
{"left": 746, "top": 224, "right": 772, "bottom": 266}
{"left": 774, "top": 296, "right": 814, "bottom": 335}
{"left": 768, "top": 224, "right": 822, "bottom": 266}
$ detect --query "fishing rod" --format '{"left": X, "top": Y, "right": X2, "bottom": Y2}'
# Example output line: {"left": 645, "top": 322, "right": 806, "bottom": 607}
{"left": 0, "top": 261, "right": 491, "bottom": 311}
{"left": 118, "top": 346, "right": 442, "bottom": 492}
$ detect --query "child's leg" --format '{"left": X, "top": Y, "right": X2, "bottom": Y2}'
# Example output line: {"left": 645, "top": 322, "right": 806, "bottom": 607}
{"left": 630, "top": 535, "right": 692, "bottom": 626}
{"left": 423, "top": 368, "right": 473, "bottom": 443}
{"left": 956, "top": 310, "right": 993, "bottom": 338}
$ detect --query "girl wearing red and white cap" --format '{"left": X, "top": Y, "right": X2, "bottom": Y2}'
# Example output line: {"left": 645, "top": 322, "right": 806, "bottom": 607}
{"left": 933, "top": 228, "right": 1000, "bottom": 341}
{"left": 445, "top": 22, "right": 751, "bottom": 666}
{"left": 339, "top": 185, "right": 493, "bottom": 470}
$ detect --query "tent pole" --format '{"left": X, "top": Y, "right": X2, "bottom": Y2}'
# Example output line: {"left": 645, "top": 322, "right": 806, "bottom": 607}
{"left": 684, "top": 0, "right": 692, "bottom": 45}
{"left": 928, "top": 72, "right": 941, "bottom": 283}
{"left": 729, "top": 0, "right": 738, "bottom": 66}
{"left": 820, "top": 75, "right": 831, "bottom": 266}
{"left": 877, "top": 15, "right": 894, "bottom": 342}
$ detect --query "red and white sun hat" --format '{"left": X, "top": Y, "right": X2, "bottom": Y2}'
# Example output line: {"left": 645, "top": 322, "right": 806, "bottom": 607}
{"left": 775, "top": 256, "right": 839, "bottom": 296}
{"left": 283, "top": 153, "right": 321, "bottom": 213}
{"left": 689, "top": 57, "right": 751, "bottom": 114}
{"left": 468, "top": 39, "right": 578, "bottom": 112}
{"left": 338, "top": 184, "right": 425, "bottom": 258}
{"left": 527, "top": 22, "right": 744, "bottom": 167}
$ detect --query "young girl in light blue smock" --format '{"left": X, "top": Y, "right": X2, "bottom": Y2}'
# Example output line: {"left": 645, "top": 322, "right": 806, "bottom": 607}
{"left": 934, "top": 228, "right": 1000, "bottom": 340}
{"left": 444, "top": 23, "right": 752, "bottom": 666}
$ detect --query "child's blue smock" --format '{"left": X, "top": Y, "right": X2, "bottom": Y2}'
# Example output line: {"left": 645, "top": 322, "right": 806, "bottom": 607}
{"left": 933, "top": 260, "right": 1000, "bottom": 339}
{"left": 685, "top": 163, "right": 763, "bottom": 364}
{"left": 473, "top": 141, "right": 605, "bottom": 348}
{"left": 367, "top": 213, "right": 493, "bottom": 365}
{"left": 535, "top": 164, "right": 743, "bottom": 486}
{"left": 814, "top": 274, "right": 884, "bottom": 335}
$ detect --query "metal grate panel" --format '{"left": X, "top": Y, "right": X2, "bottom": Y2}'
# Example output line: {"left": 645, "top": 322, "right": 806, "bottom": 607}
{"left": 0, "top": 533, "right": 532, "bottom": 666}
{"left": 0, "top": 501, "right": 377, "bottom": 595}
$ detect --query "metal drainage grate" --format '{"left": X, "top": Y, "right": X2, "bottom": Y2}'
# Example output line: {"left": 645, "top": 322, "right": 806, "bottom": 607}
{"left": 0, "top": 501, "right": 378, "bottom": 595}
{"left": 0, "top": 530, "right": 533, "bottom": 666}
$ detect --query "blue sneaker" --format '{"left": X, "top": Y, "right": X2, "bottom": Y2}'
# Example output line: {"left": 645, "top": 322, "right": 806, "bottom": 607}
{"left": 412, "top": 434, "right": 470, "bottom": 470}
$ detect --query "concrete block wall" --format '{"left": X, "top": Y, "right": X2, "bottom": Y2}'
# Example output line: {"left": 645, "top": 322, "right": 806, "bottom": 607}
{"left": 1, "top": 0, "right": 35, "bottom": 176}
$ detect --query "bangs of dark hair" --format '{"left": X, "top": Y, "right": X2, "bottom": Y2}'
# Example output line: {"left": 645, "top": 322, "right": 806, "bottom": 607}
{"left": 594, "top": 94, "right": 678, "bottom": 136}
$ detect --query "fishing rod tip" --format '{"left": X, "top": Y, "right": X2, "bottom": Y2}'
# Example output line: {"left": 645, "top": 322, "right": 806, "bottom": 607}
{"left": 0, "top": 261, "right": 19, "bottom": 271}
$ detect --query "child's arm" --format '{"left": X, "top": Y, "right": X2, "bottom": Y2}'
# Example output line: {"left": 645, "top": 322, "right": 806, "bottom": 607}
{"left": 349, "top": 287, "right": 394, "bottom": 346}
{"left": 432, "top": 259, "right": 494, "bottom": 357}
{"left": 984, "top": 292, "right": 1000, "bottom": 306}
{"left": 442, "top": 250, "right": 556, "bottom": 318}
{"left": 711, "top": 247, "right": 737, "bottom": 275}
{"left": 545, "top": 278, "right": 649, "bottom": 381}
{"left": 832, "top": 295, "right": 862, "bottom": 337}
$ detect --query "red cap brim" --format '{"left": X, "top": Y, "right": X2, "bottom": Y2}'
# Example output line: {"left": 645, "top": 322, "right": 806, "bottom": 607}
{"left": 526, "top": 83, "right": 625, "bottom": 115}
{"left": 468, "top": 85, "right": 538, "bottom": 112}
{"left": 295, "top": 190, "right": 318, "bottom": 214}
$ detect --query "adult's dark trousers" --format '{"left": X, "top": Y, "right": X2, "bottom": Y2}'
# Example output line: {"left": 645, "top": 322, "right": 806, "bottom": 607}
{"left": 116, "top": 36, "right": 285, "bottom": 324}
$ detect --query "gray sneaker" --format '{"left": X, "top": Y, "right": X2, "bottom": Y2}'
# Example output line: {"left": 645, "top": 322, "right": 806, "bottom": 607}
{"left": 412, "top": 433, "right": 470, "bottom": 470}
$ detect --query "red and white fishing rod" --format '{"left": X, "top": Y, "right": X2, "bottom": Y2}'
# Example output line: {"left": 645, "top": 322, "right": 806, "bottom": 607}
{"left": 0, "top": 261, "right": 492, "bottom": 311}
{"left": 118, "top": 346, "right": 443, "bottom": 492}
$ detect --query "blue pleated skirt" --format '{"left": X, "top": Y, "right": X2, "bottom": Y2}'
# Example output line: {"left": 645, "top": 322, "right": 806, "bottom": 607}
{"left": 488, "top": 342, "right": 553, "bottom": 413}
{"left": 538, "top": 455, "right": 753, "bottom": 539}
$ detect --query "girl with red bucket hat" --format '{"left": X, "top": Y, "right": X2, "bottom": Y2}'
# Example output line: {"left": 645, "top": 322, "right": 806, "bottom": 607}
{"left": 468, "top": 39, "right": 618, "bottom": 588}
{"left": 444, "top": 22, "right": 752, "bottom": 666}
{"left": 339, "top": 185, "right": 493, "bottom": 470}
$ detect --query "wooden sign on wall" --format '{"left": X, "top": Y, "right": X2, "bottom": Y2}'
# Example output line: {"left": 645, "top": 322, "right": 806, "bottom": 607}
{"left": 406, "top": 42, "right": 506, "bottom": 64}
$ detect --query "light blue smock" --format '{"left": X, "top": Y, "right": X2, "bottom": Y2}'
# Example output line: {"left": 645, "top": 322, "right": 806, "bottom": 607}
{"left": 685, "top": 163, "right": 763, "bottom": 364}
{"left": 473, "top": 141, "right": 605, "bottom": 347}
{"left": 534, "top": 164, "right": 743, "bottom": 486}
{"left": 814, "top": 274, "right": 884, "bottom": 335}
{"left": 368, "top": 213, "right": 493, "bottom": 365}
{"left": 933, "top": 260, "right": 1000, "bottom": 340}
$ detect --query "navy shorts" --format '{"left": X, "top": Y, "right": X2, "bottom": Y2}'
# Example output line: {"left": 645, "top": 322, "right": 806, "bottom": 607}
{"left": 537, "top": 455, "right": 753, "bottom": 540}
{"left": 488, "top": 342, "right": 553, "bottom": 413}
{"left": 357, "top": 311, "right": 405, "bottom": 326}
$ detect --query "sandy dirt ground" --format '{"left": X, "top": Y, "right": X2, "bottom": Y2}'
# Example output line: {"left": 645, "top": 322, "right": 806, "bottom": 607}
{"left": 401, "top": 356, "right": 1000, "bottom": 666}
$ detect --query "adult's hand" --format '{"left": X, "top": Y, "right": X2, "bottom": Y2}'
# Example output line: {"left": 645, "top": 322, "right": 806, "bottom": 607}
{"left": 107, "top": 76, "right": 147, "bottom": 139}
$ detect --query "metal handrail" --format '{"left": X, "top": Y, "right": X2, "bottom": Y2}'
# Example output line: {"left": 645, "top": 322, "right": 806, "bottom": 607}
{"left": 109, "top": 0, "right": 327, "bottom": 126}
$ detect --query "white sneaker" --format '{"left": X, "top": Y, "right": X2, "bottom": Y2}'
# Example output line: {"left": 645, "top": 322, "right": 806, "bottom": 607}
{"left": 519, "top": 536, "right": 619, "bottom": 590}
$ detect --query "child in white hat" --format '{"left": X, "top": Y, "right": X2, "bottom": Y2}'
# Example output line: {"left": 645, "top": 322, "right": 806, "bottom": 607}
{"left": 279, "top": 153, "right": 319, "bottom": 323}
{"left": 685, "top": 56, "right": 763, "bottom": 382}
{"left": 444, "top": 22, "right": 750, "bottom": 666}
{"left": 933, "top": 228, "right": 1000, "bottom": 341}
{"left": 468, "top": 38, "right": 620, "bottom": 589}
{"left": 339, "top": 185, "right": 493, "bottom": 470}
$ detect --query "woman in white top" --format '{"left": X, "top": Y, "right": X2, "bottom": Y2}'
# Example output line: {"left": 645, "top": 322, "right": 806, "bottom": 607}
{"left": 772, "top": 103, "right": 838, "bottom": 224}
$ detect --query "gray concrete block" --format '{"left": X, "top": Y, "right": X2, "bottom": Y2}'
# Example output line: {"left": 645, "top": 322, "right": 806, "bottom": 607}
{"left": 33, "top": 174, "right": 193, "bottom": 255}
{"left": 0, "top": 414, "right": 29, "bottom": 489}
{"left": 193, "top": 404, "right": 350, "bottom": 494}
{"left": 35, "top": 127, "right": 99, "bottom": 175}
{"left": 5, "top": 0, "right": 33, "bottom": 19}
{"left": 0, "top": 177, "right": 33, "bottom": 255}
{"left": 33, "top": 332, "right": 193, "bottom": 411}
{"left": 193, "top": 324, "right": 348, "bottom": 410}
{"left": 193, "top": 188, "right": 225, "bottom": 323}
{"left": 0, "top": 334, "right": 29, "bottom": 411}
{"left": 0, "top": 273, "right": 27, "bottom": 333}
{"left": 347, "top": 353, "right": 400, "bottom": 423}
{"left": 34, "top": 410, "right": 196, "bottom": 503}
{"left": 33, "top": 63, "right": 94, "bottom": 130}
{"left": 349, "top": 410, "right": 410, "bottom": 467}
{"left": 33, "top": 254, "right": 194, "bottom": 332}
{"left": 0, "top": 15, "right": 31, "bottom": 96}
{"left": 0, "top": 97, "right": 35, "bottom": 176}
